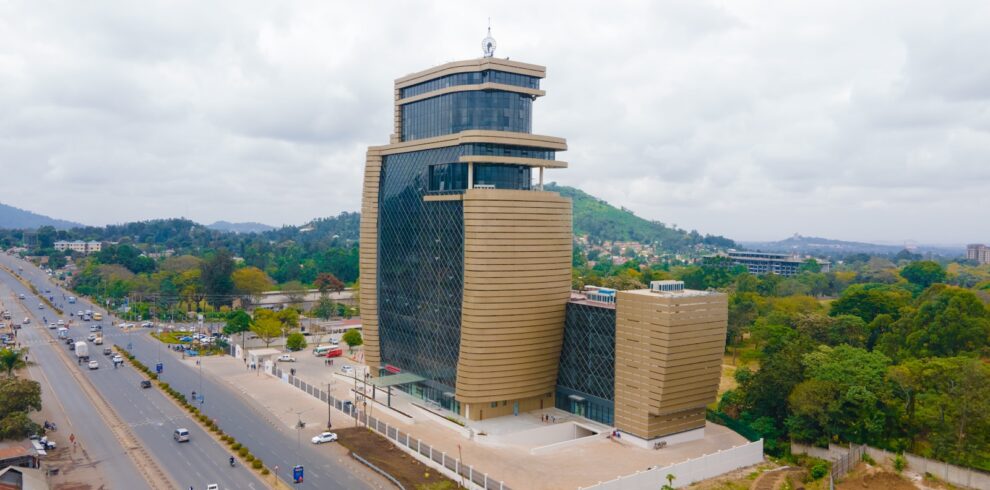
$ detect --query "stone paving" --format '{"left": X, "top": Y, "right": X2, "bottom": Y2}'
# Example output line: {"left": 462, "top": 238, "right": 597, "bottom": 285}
{"left": 191, "top": 350, "right": 749, "bottom": 490}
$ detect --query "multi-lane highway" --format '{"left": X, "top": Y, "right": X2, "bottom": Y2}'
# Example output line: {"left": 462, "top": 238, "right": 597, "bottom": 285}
{"left": 0, "top": 258, "right": 267, "bottom": 490}
{"left": 0, "top": 254, "right": 373, "bottom": 489}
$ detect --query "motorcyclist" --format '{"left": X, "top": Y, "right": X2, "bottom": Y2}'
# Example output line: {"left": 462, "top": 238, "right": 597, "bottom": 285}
{"left": 229, "top": 455, "right": 235, "bottom": 467}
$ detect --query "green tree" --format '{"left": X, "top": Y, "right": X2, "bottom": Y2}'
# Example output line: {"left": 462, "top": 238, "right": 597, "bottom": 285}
{"left": 0, "top": 411, "right": 40, "bottom": 440}
{"left": 879, "top": 285, "right": 990, "bottom": 359}
{"left": 276, "top": 308, "right": 300, "bottom": 329}
{"left": 829, "top": 283, "right": 911, "bottom": 323}
{"left": 900, "top": 261, "right": 947, "bottom": 288}
{"left": 342, "top": 329, "right": 363, "bottom": 354}
{"left": 223, "top": 309, "right": 252, "bottom": 335}
{"left": 201, "top": 249, "right": 235, "bottom": 305}
{"left": 0, "top": 349, "right": 26, "bottom": 378}
{"left": 249, "top": 317, "right": 282, "bottom": 349}
{"left": 799, "top": 258, "right": 822, "bottom": 274}
{"left": 0, "top": 377, "right": 42, "bottom": 414}
{"left": 310, "top": 296, "right": 336, "bottom": 321}
{"left": 285, "top": 332, "right": 307, "bottom": 351}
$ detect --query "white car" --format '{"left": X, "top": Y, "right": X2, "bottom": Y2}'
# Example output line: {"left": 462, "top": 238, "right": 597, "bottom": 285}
{"left": 88, "top": 360, "right": 99, "bottom": 370}
{"left": 87, "top": 333, "right": 97, "bottom": 342}
{"left": 311, "top": 432, "right": 338, "bottom": 444}
{"left": 112, "top": 355, "right": 123, "bottom": 364}
{"left": 140, "top": 321, "right": 153, "bottom": 328}
{"left": 277, "top": 354, "right": 296, "bottom": 362}
{"left": 341, "top": 365, "right": 354, "bottom": 375}
{"left": 58, "top": 319, "right": 65, "bottom": 326}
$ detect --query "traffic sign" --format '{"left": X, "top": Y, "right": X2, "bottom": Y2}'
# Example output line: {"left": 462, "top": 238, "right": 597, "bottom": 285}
{"left": 293, "top": 465, "right": 304, "bottom": 483}
{"left": 156, "top": 363, "right": 163, "bottom": 374}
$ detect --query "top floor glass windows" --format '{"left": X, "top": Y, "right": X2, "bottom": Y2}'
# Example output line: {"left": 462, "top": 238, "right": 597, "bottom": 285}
{"left": 461, "top": 143, "right": 555, "bottom": 161}
{"left": 402, "top": 91, "right": 532, "bottom": 141}
{"left": 400, "top": 70, "right": 540, "bottom": 99}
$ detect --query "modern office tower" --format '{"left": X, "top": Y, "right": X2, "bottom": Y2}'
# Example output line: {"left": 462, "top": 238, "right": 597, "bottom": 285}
{"left": 359, "top": 34, "right": 572, "bottom": 420}
{"left": 555, "top": 282, "right": 727, "bottom": 445}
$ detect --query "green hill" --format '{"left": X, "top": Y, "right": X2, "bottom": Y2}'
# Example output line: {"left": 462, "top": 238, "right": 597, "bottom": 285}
{"left": 545, "top": 183, "right": 735, "bottom": 251}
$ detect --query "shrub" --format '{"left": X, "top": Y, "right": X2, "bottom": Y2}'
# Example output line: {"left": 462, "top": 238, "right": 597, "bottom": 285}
{"left": 238, "top": 447, "right": 248, "bottom": 457}
{"left": 261, "top": 468, "right": 270, "bottom": 475}
{"left": 252, "top": 460, "right": 263, "bottom": 469}
{"left": 862, "top": 452, "right": 876, "bottom": 465}
{"left": 232, "top": 442, "right": 242, "bottom": 450}
{"left": 245, "top": 454, "right": 255, "bottom": 462}
{"left": 894, "top": 454, "right": 907, "bottom": 473}
{"left": 810, "top": 461, "right": 829, "bottom": 480}
{"left": 149, "top": 373, "right": 158, "bottom": 380}
{"left": 160, "top": 382, "right": 170, "bottom": 391}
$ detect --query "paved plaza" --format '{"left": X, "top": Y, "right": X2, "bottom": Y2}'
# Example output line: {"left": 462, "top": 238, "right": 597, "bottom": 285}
{"left": 189, "top": 346, "right": 751, "bottom": 489}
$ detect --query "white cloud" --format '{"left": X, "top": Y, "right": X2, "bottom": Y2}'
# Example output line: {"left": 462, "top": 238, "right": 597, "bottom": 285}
{"left": 0, "top": 0, "right": 988, "bottom": 243}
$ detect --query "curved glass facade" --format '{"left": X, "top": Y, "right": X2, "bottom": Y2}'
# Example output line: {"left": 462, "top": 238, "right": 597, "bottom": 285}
{"left": 401, "top": 91, "right": 532, "bottom": 141}
{"left": 461, "top": 143, "right": 555, "bottom": 160}
{"left": 378, "top": 146, "right": 465, "bottom": 396}
{"left": 400, "top": 69, "right": 540, "bottom": 98}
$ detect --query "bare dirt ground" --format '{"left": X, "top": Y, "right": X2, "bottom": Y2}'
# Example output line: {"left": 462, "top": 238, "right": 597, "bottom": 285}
{"left": 837, "top": 463, "right": 919, "bottom": 490}
{"left": 335, "top": 427, "right": 457, "bottom": 490}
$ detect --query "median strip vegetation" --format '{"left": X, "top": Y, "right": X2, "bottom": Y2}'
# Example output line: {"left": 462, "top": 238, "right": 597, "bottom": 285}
{"left": 114, "top": 346, "right": 280, "bottom": 484}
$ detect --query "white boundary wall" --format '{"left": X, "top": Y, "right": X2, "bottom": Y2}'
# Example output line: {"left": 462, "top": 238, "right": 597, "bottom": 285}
{"left": 792, "top": 442, "right": 990, "bottom": 490}
{"left": 578, "top": 439, "right": 764, "bottom": 490}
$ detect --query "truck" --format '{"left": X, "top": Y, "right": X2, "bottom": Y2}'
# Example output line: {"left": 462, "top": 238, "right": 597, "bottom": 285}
{"left": 74, "top": 341, "right": 89, "bottom": 360}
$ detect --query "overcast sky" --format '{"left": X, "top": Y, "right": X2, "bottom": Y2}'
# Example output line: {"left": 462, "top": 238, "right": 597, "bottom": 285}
{"left": 1, "top": 1, "right": 988, "bottom": 243}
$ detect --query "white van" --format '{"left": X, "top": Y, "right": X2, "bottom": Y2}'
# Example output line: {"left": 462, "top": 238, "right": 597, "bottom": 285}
{"left": 173, "top": 428, "right": 190, "bottom": 442}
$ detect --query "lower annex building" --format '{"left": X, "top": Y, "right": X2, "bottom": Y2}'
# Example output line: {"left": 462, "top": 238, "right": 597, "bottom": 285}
{"left": 359, "top": 39, "right": 728, "bottom": 445}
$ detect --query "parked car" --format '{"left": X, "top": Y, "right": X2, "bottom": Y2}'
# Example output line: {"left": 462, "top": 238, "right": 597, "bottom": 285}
{"left": 140, "top": 380, "right": 152, "bottom": 389}
{"left": 277, "top": 354, "right": 296, "bottom": 362}
{"left": 140, "top": 321, "right": 153, "bottom": 328}
{"left": 173, "top": 428, "right": 190, "bottom": 442}
{"left": 311, "top": 432, "right": 338, "bottom": 444}
{"left": 341, "top": 365, "right": 354, "bottom": 375}
{"left": 88, "top": 360, "right": 99, "bottom": 370}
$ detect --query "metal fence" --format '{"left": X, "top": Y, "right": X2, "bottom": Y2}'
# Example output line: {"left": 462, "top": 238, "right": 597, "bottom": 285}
{"left": 273, "top": 367, "right": 509, "bottom": 490}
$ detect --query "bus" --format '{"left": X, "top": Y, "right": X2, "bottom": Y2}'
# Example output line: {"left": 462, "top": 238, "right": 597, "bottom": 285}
{"left": 313, "top": 345, "right": 342, "bottom": 357}
{"left": 92, "top": 312, "right": 103, "bottom": 321}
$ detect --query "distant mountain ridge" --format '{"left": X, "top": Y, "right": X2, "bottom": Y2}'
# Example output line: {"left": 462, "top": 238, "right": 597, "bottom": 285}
{"left": 0, "top": 202, "right": 83, "bottom": 230}
{"left": 741, "top": 234, "right": 964, "bottom": 258}
{"left": 207, "top": 221, "right": 275, "bottom": 234}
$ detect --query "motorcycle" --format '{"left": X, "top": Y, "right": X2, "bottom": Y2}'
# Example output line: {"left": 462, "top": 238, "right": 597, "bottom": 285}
{"left": 229, "top": 457, "right": 236, "bottom": 467}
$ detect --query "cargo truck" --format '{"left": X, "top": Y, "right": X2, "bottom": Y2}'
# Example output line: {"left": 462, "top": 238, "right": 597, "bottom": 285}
{"left": 75, "top": 341, "right": 89, "bottom": 360}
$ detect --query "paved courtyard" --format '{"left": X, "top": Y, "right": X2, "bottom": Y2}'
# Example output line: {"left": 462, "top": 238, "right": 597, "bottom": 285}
{"left": 189, "top": 345, "right": 751, "bottom": 490}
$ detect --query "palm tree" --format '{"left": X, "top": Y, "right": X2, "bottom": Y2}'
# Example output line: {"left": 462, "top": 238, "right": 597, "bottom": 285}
{"left": 0, "top": 348, "right": 27, "bottom": 377}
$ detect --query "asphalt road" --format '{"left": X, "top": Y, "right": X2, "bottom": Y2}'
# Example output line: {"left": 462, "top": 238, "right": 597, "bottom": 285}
{"left": 0, "top": 258, "right": 267, "bottom": 490}
{"left": 0, "top": 278, "right": 150, "bottom": 490}
{"left": 1, "top": 254, "right": 372, "bottom": 489}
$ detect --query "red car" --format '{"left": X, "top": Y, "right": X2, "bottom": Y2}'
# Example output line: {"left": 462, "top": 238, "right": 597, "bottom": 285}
{"left": 324, "top": 347, "right": 343, "bottom": 358}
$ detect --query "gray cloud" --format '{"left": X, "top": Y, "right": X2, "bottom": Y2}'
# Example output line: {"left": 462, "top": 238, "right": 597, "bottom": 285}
{"left": 0, "top": 0, "right": 988, "bottom": 243}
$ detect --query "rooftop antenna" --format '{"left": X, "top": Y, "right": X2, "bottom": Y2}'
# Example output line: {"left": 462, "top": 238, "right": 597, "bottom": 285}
{"left": 482, "top": 18, "right": 496, "bottom": 58}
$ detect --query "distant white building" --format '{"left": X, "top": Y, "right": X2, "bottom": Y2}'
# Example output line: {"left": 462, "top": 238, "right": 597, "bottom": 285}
{"left": 53, "top": 240, "right": 102, "bottom": 254}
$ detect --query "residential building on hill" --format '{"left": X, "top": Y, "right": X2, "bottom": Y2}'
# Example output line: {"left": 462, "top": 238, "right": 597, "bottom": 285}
{"left": 967, "top": 244, "right": 990, "bottom": 264}
{"left": 53, "top": 240, "right": 101, "bottom": 254}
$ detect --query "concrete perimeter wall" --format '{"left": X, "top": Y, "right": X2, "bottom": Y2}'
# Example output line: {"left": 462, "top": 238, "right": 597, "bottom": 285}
{"left": 792, "top": 442, "right": 990, "bottom": 490}
{"left": 578, "top": 439, "right": 764, "bottom": 490}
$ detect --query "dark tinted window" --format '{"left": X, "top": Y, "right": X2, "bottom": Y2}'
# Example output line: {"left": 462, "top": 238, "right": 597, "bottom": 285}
{"left": 402, "top": 91, "right": 532, "bottom": 141}
{"left": 473, "top": 164, "right": 531, "bottom": 190}
{"left": 401, "top": 70, "right": 540, "bottom": 98}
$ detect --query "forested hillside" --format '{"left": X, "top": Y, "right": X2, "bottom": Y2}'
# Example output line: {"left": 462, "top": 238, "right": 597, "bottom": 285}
{"left": 545, "top": 183, "right": 735, "bottom": 250}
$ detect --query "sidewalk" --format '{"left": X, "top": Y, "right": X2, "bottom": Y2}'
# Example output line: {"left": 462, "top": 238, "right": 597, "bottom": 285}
{"left": 193, "top": 352, "right": 749, "bottom": 490}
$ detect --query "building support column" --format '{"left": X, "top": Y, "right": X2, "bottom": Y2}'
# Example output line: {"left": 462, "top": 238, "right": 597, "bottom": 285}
{"left": 539, "top": 166, "right": 544, "bottom": 190}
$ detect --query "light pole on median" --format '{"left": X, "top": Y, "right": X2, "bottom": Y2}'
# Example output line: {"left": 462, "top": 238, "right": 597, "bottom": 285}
{"left": 293, "top": 408, "right": 311, "bottom": 448}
